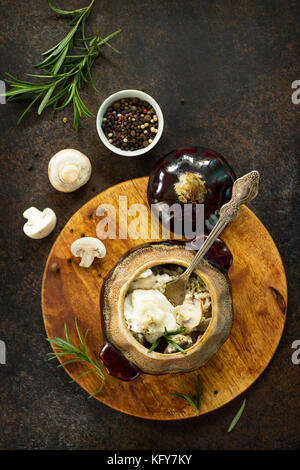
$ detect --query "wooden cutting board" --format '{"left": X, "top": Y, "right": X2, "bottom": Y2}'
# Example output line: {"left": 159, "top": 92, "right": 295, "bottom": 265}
{"left": 41, "top": 177, "right": 287, "bottom": 420}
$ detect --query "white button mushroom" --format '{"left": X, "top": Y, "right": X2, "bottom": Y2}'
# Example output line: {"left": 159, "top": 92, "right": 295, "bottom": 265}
{"left": 48, "top": 149, "right": 92, "bottom": 192}
{"left": 23, "top": 207, "right": 57, "bottom": 239}
{"left": 71, "top": 237, "right": 106, "bottom": 268}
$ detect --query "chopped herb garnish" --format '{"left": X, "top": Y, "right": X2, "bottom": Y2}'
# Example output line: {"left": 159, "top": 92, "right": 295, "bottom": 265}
{"left": 147, "top": 337, "right": 162, "bottom": 353}
{"left": 147, "top": 327, "right": 187, "bottom": 354}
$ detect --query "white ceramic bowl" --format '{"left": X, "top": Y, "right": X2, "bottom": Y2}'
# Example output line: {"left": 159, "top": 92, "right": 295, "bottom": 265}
{"left": 96, "top": 89, "right": 164, "bottom": 157}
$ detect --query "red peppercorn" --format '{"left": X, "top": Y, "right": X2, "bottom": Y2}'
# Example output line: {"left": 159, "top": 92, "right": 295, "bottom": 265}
{"left": 143, "top": 109, "right": 148, "bottom": 114}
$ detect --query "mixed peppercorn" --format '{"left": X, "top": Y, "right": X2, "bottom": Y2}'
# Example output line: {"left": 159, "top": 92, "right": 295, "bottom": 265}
{"left": 101, "top": 97, "right": 159, "bottom": 151}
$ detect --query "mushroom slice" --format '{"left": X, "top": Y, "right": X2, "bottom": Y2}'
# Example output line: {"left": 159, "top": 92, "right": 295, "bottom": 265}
{"left": 23, "top": 207, "right": 57, "bottom": 239}
{"left": 174, "top": 300, "right": 203, "bottom": 333}
{"left": 128, "top": 272, "right": 157, "bottom": 291}
{"left": 71, "top": 237, "right": 106, "bottom": 268}
{"left": 48, "top": 149, "right": 92, "bottom": 192}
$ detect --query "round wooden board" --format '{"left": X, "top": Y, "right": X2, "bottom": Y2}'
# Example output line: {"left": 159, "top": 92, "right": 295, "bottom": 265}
{"left": 41, "top": 177, "right": 287, "bottom": 420}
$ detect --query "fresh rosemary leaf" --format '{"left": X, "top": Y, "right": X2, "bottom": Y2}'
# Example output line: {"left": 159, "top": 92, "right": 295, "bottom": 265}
{"left": 46, "top": 318, "right": 107, "bottom": 397}
{"left": 75, "top": 88, "right": 95, "bottom": 118}
{"left": 64, "top": 321, "right": 70, "bottom": 342}
{"left": 169, "top": 375, "right": 202, "bottom": 415}
{"left": 196, "top": 374, "right": 201, "bottom": 410}
{"left": 58, "top": 358, "right": 85, "bottom": 368}
{"left": 4, "top": 1, "right": 121, "bottom": 130}
{"left": 228, "top": 399, "right": 246, "bottom": 433}
{"left": 165, "top": 327, "right": 187, "bottom": 354}
{"left": 74, "top": 318, "right": 83, "bottom": 345}
{"left": 41, "top": 1, "right": 94, "bottom": 58}
{"left": 97, "top": 30, "right": 122, "bottom": 53}
{"left": 179, "top": 380, "right": 189, "bottom": 396}
{"left": 147, "top": 337, "right": 162, "bottom": 353}
{"left": 164, "top": 327, "right": 186, "bottom": 337}
{"left": 83, "top": 329, "right": 89, "bottom": 355}
{"left": 48, "top": 0, "right": 88, "bottom": 17}
{"left": 69, "top": 369, "right": 94, "bottom": 383}
{"left": 47, "top": 351, "right": 76, "bottom": 359}
{"left": 38, "top": 68, "right": 65, "bottom": 114}
{"left": 170, "top": 392, "right": 199, "bottom": 413}
{"left": 88, "top": 381, "right": 105, "bottom": 399}
{"left": 148, "top": 327, "right": 186, "bottom": 354}
{"left": 17, "top": 95, "right": 41, "bottom": 124}
{"left": 165, "top": 339, "right": 187, "bottom": 354}
{"left": 46, "top": 336, "right": 82, "bottom": 354}
{"left": 37, "top": 23, "right": 80, "bottom": 69}
{"left": 86, "top": 65, "right": 98, "bottom": 92}
{"left": 147, "top": 327, "right": 188, "bottom": 354}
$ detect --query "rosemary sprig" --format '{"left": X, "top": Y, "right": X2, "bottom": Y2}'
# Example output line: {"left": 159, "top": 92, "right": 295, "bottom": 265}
{"left": 147, "top": 327, "right": 188, "bottom": 354}
{"left": 227, "top": 398, "right": 246, "bottom": 432}
{"left": 170, "top": 374, "right": 202, "bottom": 416}
{"left": 46, "top": 318, "right": 107, "bottom": 398}
{"left": 2, "top": 1, "right": 121, "bottom": 130}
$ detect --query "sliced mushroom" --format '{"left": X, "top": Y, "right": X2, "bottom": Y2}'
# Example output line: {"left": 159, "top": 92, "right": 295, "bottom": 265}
{"left": 198, "top": 317, "right": 212, "bottom": 333}
{"left": 23, "top": 207, "right": 57, "bottom": 239}
{"left": 48, "top": 149, "right": 92, "bottom": 192}
{"left": 174, "top": 300, "right": 203, "bottom": 333}
{"left": 71, "top": 237, "right": 106, "bottom": 267}
{"left": 128, "top": 272, "right": 157, "bottom": 291}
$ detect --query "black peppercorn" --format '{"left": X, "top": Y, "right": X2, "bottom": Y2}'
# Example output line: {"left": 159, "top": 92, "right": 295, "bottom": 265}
{"left": 101, "top": 97, "right": 159, "bottom": 151}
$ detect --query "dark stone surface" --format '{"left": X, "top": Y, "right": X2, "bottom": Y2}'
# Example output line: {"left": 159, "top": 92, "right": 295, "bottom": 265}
{"left": 0, "top": 0, "right": 299, "bottom": 450}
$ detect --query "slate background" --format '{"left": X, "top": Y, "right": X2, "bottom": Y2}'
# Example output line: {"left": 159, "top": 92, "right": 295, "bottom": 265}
{"left": 0, "top": 0, "right": 299, "bottom": 450}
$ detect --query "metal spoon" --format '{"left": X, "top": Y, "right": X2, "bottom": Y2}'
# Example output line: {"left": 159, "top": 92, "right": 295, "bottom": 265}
{"left": 164, "top": 170, "right": 260, "bottom": 306}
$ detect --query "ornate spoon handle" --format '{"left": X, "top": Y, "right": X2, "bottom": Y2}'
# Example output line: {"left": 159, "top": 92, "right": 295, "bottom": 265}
{"left": 184, "top": 170, "right": 260, "bottom": 278}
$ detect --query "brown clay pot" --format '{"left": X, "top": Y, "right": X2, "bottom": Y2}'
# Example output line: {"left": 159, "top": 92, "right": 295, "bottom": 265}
{"left": 101, "top": 243, "right": 233, "bottom": 374}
